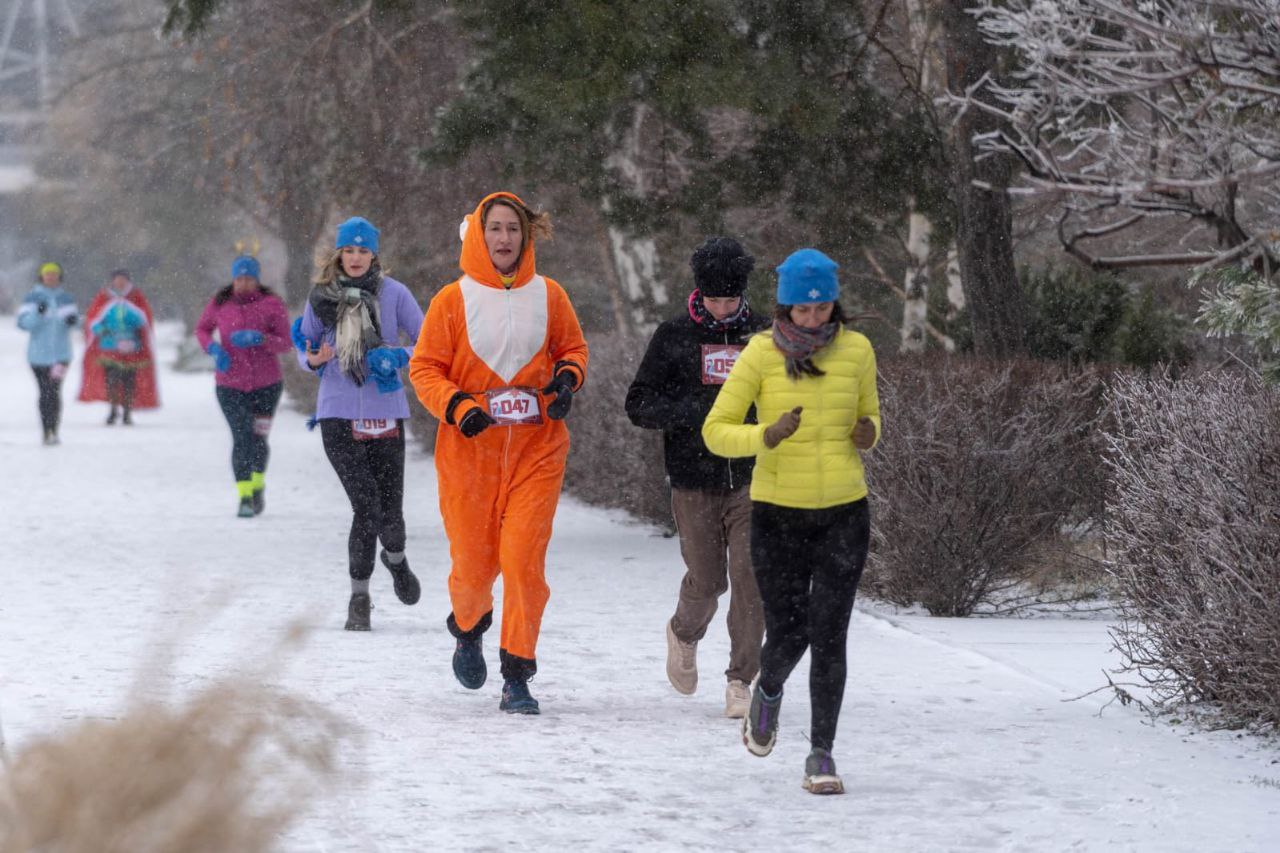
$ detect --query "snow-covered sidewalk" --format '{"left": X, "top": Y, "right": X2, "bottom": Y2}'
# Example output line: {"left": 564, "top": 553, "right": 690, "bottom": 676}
{"left": 1, "top": 321, "right": 1277, "bottom": 852}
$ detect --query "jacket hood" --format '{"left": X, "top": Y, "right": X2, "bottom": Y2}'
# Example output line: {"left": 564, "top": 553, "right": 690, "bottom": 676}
{"left": 458, "top": 191, "right": 538, "bottom": 288}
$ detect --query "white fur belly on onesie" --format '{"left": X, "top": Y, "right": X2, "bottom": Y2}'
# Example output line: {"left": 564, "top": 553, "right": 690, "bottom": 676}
{"left": 459, "top": 275, "right": 549, "bottom": 384}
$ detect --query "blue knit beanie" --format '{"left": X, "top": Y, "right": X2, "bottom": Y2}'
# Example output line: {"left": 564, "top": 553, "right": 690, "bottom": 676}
{"left": 335, "top": 216, "right": 380, "bottom": 254}
{"left": 776, "top": 248, "right": 839, "bottom": 305}
{"left": 231, "top": 255, "right": 260, "bottom": 280}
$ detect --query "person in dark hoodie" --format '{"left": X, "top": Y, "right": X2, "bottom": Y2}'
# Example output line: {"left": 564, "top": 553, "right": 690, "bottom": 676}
{"left": 625, "top": 236, "right": 767, "bottom": 719}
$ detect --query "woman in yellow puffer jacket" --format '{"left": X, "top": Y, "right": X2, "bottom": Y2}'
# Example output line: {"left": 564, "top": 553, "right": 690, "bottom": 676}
{"left": 702, "top": 247, "right": 880, "bottom": 796}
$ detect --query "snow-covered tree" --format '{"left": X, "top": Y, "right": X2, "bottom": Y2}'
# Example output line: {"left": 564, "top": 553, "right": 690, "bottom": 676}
{"left": 962, "top": 0, "right": 1280, "bottom": 275}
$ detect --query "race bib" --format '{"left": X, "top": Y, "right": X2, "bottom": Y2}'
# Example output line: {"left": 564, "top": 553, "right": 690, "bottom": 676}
{"left": 253, "top": 415, "right": 273, "bottom": 437}
{"left": 701, "top": 344, "right": 744, "bottom": 385}
{"left": 49, "top": 363, "right": 68, "bottom": 381}
{"left": 485, "top": 386, "right": 543, "bottom": 426}
{"left": 351, "top": 418, "right": 399, "bottom": 441}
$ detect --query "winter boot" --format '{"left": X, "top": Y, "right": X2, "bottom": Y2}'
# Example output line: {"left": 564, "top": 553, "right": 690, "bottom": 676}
{"left": 665, "top": 619, "right": 698, "bottom": 695}
{"left": 344, "top": 592, "right": 372, "bottom": 631}
{"left": 106, "top": 407, "right": 118, "bottom": 425}
{"left": 448, "top": 612, "right": 491, "bottom": 689}
{"left": 380, "top": 549, "right": 421, "bottom": 605}
{"left": 122, "top": 408, "right": 133, "bottom": 426}
{"left": 499, "top": 679, "right": 540, "bottom": 715}
{"left": 725, "top": 679, "right": 751, "bottom": 719}
{"left": 802, "top": 748, "right": 845, "bottom": 795}
{"left": 743, "top": 678, "right": 782, "bottom": 757}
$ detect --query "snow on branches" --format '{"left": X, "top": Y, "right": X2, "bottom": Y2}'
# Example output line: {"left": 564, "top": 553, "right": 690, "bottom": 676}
{"left": 958, "top": 0, "right": 1280, "bottom": 274}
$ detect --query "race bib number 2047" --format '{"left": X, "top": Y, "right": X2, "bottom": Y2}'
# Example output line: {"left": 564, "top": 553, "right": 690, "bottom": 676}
{"left": 701, "top": 344, "right": 744, "bottom": 385}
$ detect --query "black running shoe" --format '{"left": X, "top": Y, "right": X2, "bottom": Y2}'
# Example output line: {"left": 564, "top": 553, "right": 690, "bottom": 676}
{"left": 380, "top": 549, "right": 420, "bottom": 605}
{"left": 499, "top": 679, "right": 540, "bottom": 715}
{"left": 237, "top": 497, "right": 255, "bottom": 518}
{"left": 344, "top": 593, "right": 371, "bottom": 631}
{"left": 453, "top": 634, "right": 486, "bottom": 689}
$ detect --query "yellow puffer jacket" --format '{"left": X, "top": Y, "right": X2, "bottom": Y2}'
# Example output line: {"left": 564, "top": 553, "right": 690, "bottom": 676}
{"left": 702, "top": 326, "right": 880, "bottom": 509}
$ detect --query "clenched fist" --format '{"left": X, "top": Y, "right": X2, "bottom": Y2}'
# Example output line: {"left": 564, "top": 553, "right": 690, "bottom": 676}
{"left": 763, "top": 406, "right": 803, "bottom": 449}
{"left": 851, "top": 416, "right": 876, "bottom": 450}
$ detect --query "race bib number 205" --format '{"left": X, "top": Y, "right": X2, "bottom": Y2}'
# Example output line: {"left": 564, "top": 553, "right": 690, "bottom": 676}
{"left": 702, "top": 344, "right": 744, "bottom": 385}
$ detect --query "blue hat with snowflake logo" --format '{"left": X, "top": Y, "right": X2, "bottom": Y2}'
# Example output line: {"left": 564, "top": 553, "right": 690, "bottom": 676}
{"left": 335, "top": 216, "right": 380, "bottom": 254}
{"left": 776, "top": 248, "right": 839, "bottom": 305}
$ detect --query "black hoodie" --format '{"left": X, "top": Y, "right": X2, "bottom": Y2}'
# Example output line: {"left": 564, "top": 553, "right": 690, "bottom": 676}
{"left": 625, "top": 310, "right": 767, "bottom": 491}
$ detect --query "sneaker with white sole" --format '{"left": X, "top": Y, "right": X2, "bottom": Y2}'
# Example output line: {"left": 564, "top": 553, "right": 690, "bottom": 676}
{"left": 725, "top": 679, "right": 751, "bottom": 718}
{"left": 743, "top": 679, "right": 782, "bottom": 756}
{"left": 802, "top": 748, "right": 845, "bottom": 795}
{"left": 665, "top": 619, "right": 698, "bottom": 695}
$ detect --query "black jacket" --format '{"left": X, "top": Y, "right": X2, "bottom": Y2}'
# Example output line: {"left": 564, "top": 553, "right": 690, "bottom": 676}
{"left": 625, "top": 310, "right": 767, "bottom": 491}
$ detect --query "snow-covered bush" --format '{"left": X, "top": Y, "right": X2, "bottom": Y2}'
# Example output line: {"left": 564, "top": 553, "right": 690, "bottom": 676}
{"left": 864, "top": 358, "right": 1104, "bottom": 616}
{"left": 1104, "top": 372, "right": 1280, "bottom": 725}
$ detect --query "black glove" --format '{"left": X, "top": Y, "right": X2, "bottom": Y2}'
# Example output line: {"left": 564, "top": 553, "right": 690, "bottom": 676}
{"left": 37, "top": 301, "right": 48, "bottom": 315}
{"left": 541, "top": 371, "right": 576, "bottom": 420}
{"left": 459, "top": 406, "right": 497, "bottom": 438}
{"left": 64, "top": 314, "right": 77, "bottom": 327}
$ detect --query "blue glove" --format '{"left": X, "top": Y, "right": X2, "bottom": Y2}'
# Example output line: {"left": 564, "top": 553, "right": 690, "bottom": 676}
{"left": 290, "top": 316, "right": 309, "bottom": 353}
{"left": 207, "top": 341, "right": 231, "bottom": 373}
{"left": 228, "top": 329, "right": 264, "bottom": 348}
{"left": 365, "top": 347, "right": 409, "bottom": 394}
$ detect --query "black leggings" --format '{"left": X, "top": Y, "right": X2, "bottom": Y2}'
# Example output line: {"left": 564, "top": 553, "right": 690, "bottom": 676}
{"left": 751, "top": 499, "right": 870, "bottom": 752}
{"left": 320, "top": 418, "right": 407, "bottom": 580}
{"left": 32, "top": 364, "right": 67, "bottom": 433}
{"left": 215, "top": 382, "right": 283, "bottom": 483}
{"left": 103, "top": 365, "right": 137, "bottom": 410}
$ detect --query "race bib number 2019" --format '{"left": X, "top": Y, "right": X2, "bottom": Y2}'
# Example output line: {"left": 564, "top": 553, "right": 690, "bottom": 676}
{"left": 702, "top": 344, "right": 744, "bottom": 385}
{"left": 352, "top": 418, "right": 400, "bottom": 441}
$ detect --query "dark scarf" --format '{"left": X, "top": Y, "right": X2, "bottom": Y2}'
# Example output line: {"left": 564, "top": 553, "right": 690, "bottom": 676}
{"left": 308, "top": 262, "right": 384, "bottom": 384}
{"left": 687, "top": 289, "right": 752, "bottom": 332}
{"left": 772, "top": 317, "right": 839, "bottom": 378}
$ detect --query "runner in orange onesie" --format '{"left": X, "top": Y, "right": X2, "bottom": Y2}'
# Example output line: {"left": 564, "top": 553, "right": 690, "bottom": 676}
{"left": 409, "top": 191, "right": 588, "bottom": 715}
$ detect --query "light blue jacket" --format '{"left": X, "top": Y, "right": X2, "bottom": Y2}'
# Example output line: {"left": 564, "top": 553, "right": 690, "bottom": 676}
{"left": 17, "top": 285, "right": 78, "bottom": 366}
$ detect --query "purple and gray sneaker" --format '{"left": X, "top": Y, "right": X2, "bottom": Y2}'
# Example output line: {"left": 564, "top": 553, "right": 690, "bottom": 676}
{"left": 743, "top": 680, "right": 782, "bottom": 756}
{"left": 802, "top": 747, "right": 845, "bottom": 795}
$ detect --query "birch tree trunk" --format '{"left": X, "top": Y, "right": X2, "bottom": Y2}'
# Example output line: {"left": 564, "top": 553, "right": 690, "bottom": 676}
{"left": 602, "top": 105, "right": 670, "bottom": 332}
{"left": 901, "top": 204, "right": 932, "bottom": 354}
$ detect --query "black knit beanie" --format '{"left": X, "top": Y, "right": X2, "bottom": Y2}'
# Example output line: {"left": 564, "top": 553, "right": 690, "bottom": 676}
{"left": 690, "top": 236, "right": 754, "bottom": 298}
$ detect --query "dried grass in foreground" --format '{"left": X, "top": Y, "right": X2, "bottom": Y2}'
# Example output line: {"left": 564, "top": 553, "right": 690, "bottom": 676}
{"left": 0, "top": 678, "right": 345, "bottom": 853}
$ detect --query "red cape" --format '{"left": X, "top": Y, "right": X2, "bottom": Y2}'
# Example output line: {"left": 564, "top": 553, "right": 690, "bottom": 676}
{"left": 78, "top": 284, "right": 161, "bottom": 408}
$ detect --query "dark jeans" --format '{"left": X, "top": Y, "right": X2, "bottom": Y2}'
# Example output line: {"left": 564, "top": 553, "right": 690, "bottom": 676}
{"left": 32, "top": 364, "right": 67, "bottom": 433}
{"left": 215, "top": 382, "right": 283, "bottom": 483}
{"left": 103, "top": 365, "right": 137, "bottom": 411}
{"left": 751, "top": 499, "right": 870, "bottom": 752}
{"left": 320, "top": 418, "right": 407, "bottom": 581}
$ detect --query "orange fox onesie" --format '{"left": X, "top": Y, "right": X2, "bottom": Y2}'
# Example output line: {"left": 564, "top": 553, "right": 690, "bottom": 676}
{"left": 409, "top": 192, "right": 588, "bottom": 682}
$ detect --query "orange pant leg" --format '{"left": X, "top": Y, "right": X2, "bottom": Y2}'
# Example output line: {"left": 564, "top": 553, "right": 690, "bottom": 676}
{"left": 495, "top": 450, "right": 568, "bottom": 662}
{"left": 436, "top": 437, "right": 504, "bottom": 632}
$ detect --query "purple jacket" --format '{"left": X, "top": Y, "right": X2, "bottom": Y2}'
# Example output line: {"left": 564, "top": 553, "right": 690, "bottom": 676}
{"left": 297, "top": 276, "right": 424, "bottom": 421}
{"left": 195, "top": 288, "right": 292, "bottom": 391}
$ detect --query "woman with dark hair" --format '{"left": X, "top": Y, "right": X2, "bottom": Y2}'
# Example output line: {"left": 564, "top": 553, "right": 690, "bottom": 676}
{"left": 703, "top": 248, "right": 881, "bottom": 795}
{"left": 295, "top": 217, "right": 425, "bottom": 631}
{"left": 409, "top": 191, "right": 589, "bottom": 715}
{"left": 195, "top": 254, "right": 292, "bottom": 516}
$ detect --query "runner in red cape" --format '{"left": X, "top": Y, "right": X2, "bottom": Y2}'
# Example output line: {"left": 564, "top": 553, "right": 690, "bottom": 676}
{"left": 78, "top": 269, "right": 159, "bottom": 424}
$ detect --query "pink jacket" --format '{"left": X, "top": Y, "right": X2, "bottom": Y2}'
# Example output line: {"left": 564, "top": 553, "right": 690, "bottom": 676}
{"left": 195, "top": 288, "right": 292, "bottom": 391}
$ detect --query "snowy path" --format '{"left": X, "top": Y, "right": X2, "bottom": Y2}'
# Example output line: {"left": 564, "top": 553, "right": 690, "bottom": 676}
{"left": 2, "top": 322, "right": 1277, "bottom": 852}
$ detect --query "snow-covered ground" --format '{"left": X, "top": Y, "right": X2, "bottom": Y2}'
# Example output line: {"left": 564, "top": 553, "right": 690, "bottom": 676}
{"left": 2, "top": 320, "right": 1277, "bottom": 852}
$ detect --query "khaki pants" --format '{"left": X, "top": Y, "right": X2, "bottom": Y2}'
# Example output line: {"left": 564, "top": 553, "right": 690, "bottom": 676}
{"left": 669, "top": 486, "right": 763, "bottom": 684}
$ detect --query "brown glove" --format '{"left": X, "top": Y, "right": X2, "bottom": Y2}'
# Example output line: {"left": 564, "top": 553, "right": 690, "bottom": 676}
{"left": 763, "top": 406, "right": 803, "bottom": 449}
{"left": 851, "top": 416, "right": 876, "bottom": 450}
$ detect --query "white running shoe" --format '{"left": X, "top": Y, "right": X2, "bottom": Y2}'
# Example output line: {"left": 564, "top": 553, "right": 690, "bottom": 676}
{"left": 725, "top": 679, "right": 751, "bottom": 718}
{"left": 665, "top": 620, "right": 698, "bottom": 695}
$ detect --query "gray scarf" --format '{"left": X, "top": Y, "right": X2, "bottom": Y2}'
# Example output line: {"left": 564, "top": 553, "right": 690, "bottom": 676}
{"left": 309, "top": 265, "right": 383, "bottom": 384}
